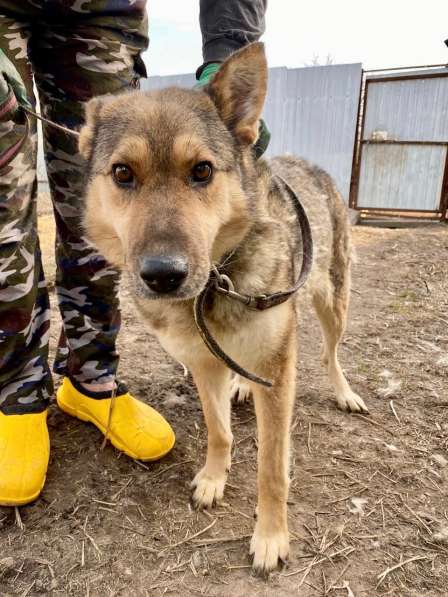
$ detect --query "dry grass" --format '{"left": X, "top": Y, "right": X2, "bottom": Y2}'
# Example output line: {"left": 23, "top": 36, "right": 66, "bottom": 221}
{"left": 1, "top": 211, "right": 447, "bottom": 595}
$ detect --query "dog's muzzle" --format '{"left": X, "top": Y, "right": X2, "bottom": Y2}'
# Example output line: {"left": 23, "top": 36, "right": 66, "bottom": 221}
{"left": 139, "top": 255, "right": 189, "bottom": 294}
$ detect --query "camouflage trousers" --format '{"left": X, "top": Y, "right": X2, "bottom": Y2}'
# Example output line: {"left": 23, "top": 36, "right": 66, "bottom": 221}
{"left": 0, "top": 1, "right": 148, "bottom": 414}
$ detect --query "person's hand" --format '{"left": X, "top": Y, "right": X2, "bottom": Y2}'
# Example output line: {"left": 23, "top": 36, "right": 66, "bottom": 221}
{"left": 196, "top": 61, "right": 270, "bottom": 159}
{"left": 195, "top": 62, "right": 221, "bottom": 88}
{"left": 0, "top": 48, "right": 30, "bottom": 111}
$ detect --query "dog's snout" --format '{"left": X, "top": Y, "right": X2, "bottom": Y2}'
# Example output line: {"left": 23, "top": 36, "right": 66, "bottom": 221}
{"left": 139, "top": 256, "right": 188, "bottom": 294}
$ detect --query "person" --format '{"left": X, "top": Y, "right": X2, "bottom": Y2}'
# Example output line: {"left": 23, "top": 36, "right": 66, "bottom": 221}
{"left": 0, "top": 0, "right": 268, "bottom": 506}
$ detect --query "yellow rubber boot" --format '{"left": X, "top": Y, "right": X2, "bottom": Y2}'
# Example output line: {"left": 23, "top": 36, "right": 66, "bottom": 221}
{"left": 56, "top": 378, "right": 175, "bottom": 461}
{"left": 0, "top": 410, "right": 50, "bottom": 506}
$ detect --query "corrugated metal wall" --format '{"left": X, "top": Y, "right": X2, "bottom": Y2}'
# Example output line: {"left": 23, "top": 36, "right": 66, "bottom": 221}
{"left": 358, "top": 144, "right": 446, "bottom": 211}
{"left": 356, "top": 70, "right": 448, "bottom": 211}
{"left": 144, "top": 72, "right": 195, "bottom": 90}
{"left": 262, "top": 64, "right": 362, "bottom": 201}
{"left": 363, "top": 75, "right": 448, "bottom": 142}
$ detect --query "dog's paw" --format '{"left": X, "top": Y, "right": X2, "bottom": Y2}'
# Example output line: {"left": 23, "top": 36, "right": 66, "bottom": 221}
{"left": 190, "top": 468, "right": 227, "bottom": 509}
{"left": 249, "top": 526, "right": 289, "bottom": 575}
{"left": 230, "top": 375, "right": 252, "bottom": 404}
{"left": 336, "top": 391, "right": 369, "bottom": 414}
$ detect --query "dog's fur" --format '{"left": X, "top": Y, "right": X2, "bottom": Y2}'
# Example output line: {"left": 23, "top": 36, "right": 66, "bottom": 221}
{"left": 79, "top": 43, "right": 368, "bottom": 574}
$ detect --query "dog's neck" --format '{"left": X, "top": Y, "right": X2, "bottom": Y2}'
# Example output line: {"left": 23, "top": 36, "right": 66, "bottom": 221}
{"left": 213, "top": 157, "right": 273, "bottom": 285}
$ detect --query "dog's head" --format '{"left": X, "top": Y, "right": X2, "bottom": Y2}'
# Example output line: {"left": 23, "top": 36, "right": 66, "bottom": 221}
{"left": 79, "top": 43, "right": 267, "bottom": 301}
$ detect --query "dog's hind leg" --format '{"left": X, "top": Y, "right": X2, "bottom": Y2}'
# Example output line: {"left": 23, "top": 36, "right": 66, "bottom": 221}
{"left": 190, "top": 358, "right": 233, "bottom": 509}
{"left": 312, "top": 281, "right": 368, "bottom": 414}
{"left": 229, "top": 374, "right": 252, "bottom": 404}
{"left": 249, "top": 331, "right": 296, "bottom": 574}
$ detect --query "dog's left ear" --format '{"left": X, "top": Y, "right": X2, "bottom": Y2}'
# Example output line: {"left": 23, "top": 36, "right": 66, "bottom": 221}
{"left": 79, "top": 94, "right": 116, "bottom": 159}
{"left": 79, "top": 97, "right": 103, "bottom": 159}
{"left": 207, "top": 42, "right": 267, "bottom": 146}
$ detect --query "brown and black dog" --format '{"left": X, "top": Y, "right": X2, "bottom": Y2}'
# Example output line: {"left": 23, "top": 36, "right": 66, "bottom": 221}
{"left": 79, "top": 43, "right": 368, "bottom": 574}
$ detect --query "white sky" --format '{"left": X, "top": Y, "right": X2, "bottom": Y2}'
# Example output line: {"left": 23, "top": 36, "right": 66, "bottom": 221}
{"left": 144, "top": 0, "right": 448, "bottom": 75}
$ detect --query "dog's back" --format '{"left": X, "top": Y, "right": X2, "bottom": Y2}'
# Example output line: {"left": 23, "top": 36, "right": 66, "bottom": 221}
{"left": 269, "top": 155, "right": 351, "bottom": 303}
{"left": 241, "top": 154, "right": 351, "bottom": 316}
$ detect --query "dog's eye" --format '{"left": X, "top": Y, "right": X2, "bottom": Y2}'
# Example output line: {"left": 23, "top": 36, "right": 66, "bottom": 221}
{"left": 112, "top": 164, "right": 134, "bottom": 186}
{"left": 191, "top": 161, "right": 213, "bottom": 184}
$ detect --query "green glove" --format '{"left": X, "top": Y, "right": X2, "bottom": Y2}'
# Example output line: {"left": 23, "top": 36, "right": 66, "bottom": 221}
{"left": 0, "top": 48, "right": 31, "bottom": 111}
{"left": 196, "top": 61, "right": 270, "bottom": 159}
{"left": 195, "top": 62, "right": 221, "bottom": 89}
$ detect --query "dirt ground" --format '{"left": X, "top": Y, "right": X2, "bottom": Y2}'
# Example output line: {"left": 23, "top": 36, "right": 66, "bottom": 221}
{"left": 1, "top": 198, "right": 447, "bottom": 596}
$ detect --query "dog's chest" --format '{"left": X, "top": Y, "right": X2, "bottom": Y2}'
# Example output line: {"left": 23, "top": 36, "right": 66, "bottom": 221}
{"left": 135, "top": 293, "right": 291, "bottom": 375}
{"left": 134, "top": 298, "right": 213, "bottom": 365}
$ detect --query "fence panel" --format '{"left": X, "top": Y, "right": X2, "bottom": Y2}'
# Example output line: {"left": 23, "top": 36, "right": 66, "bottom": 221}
{"left": 262, "top": 63, "right": 362, "bottom": 201}
{"left": 356, "top": 70, "right": 448, "bottom": 213}
{"left": 357, "top": 143, "right": 446, "bottom": 211}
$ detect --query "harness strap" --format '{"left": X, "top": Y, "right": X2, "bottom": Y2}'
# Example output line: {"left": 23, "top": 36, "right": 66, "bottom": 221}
{"left": 194, "top": 284, "right": 273, "bottom": 387}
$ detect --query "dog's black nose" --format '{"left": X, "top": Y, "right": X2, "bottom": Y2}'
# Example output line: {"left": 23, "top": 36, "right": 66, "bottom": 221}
{"left": 139, "top": 256, "right": 188, "bottom": 293}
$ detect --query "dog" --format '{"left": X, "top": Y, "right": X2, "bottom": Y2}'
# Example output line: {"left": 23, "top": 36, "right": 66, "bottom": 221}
{"left": 78, "top": 42, "right": 368, "bottom": 574}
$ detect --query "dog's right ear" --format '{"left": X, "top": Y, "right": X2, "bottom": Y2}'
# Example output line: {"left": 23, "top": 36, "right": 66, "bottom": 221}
{"left": 207, "top": 42, "right": 268, "bottom": 146}
{"left": 78, "top": 97, "right": 103, "bottom": 159}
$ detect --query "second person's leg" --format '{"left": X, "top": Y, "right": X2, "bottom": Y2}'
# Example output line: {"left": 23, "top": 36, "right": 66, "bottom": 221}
{"left": 0, "top": 10, "right": 51, "bottom": 505}
{"left": 31, "top": 3, "right": 174, "bottom": 460}
{"left": 31, "top": 5, "right": 149, "bottom": 387}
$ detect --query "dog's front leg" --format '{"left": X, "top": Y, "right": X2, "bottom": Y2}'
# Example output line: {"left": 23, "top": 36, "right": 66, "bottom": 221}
{"left": 190, "top": 358, "right": 232, "bottom": 509}
{"left": 250, "top": 333, "right": 296, "bottom": 574}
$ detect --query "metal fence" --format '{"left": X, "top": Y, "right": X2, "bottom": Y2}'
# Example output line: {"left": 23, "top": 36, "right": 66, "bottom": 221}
{"left": 262, "top": 64, "right": 362, "bottom": 201}
{"left": 352, "top": 68, "right": 448, "bottom": 215}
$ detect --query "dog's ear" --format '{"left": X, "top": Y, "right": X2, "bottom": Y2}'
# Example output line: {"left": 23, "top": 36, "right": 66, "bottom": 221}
{"left": 207, "top": 42, "right": 267, "bottom": 146}
{"left": 79, "top": 96, "right": 105, "bottom": 159}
